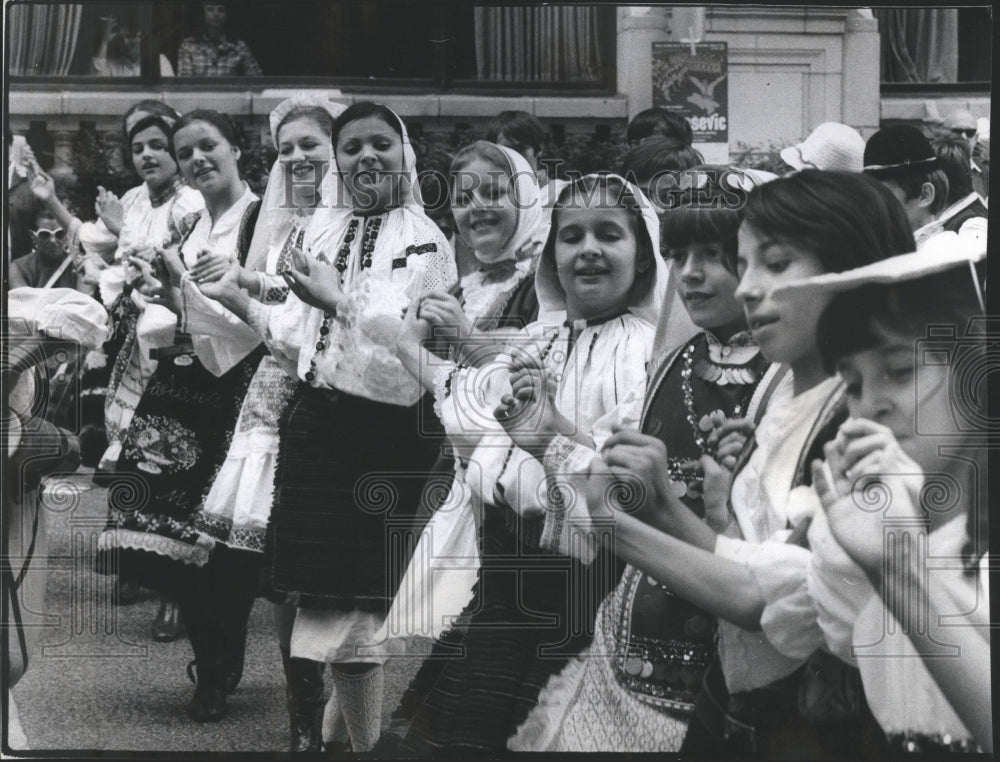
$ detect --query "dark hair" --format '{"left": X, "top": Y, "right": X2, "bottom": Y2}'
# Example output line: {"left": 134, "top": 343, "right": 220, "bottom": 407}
{"left": 106, "top": 16, "right": 141, "bottom": 62}
{"left": 743, "top": 170, "right": 916, "bottom": 274}
{"left": 930, "top": 132, "right": 974, "bottom": 206}
{"left": 332, "top": 102, "right": 403, "bottom": 147}
{"left": 419, "top": 170, "right": 451, "bottom": 215}
{"left": 818, "top": 268, "right": 987, "bottom": 572}
{"left": 817, "top": 268, "right": 983, "bottom": 375}
{"left": 890, "top": 169, "right": 951, "bottom": 217}
{"left": 544, "top": 175, "right": 656, "bottom": 306}
{"left": 619, "top": 136, "right": 703, "bottom": 182}
{"left": 170, "top": 109, "right": 242, "bottom": 156}
{"left": 626, "top": 107, "right": 694, "bottom": 147}
{"left": 127, "top": 114, "right": 173, "bottom": 146}
{"left": 275, "top": 106, "right": 335, "bottom": 143}
{"left": 34, "top": 207, "right": 60, "bottom": 229}
{"left": 660, "top": 166, "right": 750, "bottom": 274}
{"left": 122, "top": 99, "right": 181, "bottom": 140}
{"left": 485, "top": 110, "right": 547, "bottom": 157}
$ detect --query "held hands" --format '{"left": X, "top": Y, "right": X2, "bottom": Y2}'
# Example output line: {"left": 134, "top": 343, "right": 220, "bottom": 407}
{"left": 493, "top": 351, "right": 562, "bottom": 453}
{"left": 283, "top": 247, "right": 345, "bottom": 313}
{"left": 600, "top": 427, "right": 675, "bottom": 523}
{"left": 812, "top": 418, "right": 924, "bottom": 577}
{"left": 700, "top": 417, "right": 755, "bottom": 531}
{"left": 412, "top": 291, "right": 472, "bottom": 342}
{"left": 397, "top": 297, "right": 433, "bottom": 349}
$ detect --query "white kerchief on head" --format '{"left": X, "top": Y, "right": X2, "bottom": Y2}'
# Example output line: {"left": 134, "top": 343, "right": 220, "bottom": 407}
{"left": 534, "top": 174, "right": 670, "bottom": 328}
{"left": 245, "top": 93, "right": 347, "bottom": 273}
{"left": 469, "top": 144, "right": 543, "bottom": 266}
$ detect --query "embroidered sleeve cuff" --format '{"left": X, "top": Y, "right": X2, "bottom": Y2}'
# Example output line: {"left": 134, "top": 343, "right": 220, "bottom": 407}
{"left": 432, "top": 362, "right": 460, "bottom": 421}
{"left": 542, "top": 434, "right": 582, "bottom": 475}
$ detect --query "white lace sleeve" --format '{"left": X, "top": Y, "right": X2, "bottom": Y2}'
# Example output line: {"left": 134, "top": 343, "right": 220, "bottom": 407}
{"left": 246, "top": 292, "right": 313, "bottom": 378}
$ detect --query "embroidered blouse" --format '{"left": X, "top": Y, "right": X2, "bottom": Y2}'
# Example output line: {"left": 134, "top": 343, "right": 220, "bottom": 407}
{"left": 246, "top": 209, "right": 457, "bottom": 406}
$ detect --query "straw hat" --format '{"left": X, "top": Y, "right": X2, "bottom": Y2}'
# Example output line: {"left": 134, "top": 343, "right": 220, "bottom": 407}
{"left": 780, "top": 122, "right": 866, "bottom": 173}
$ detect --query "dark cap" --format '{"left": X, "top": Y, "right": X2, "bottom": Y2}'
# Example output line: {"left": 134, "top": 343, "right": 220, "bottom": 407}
{"left": 863, "top": 124, "right": 940, "bottom": 179}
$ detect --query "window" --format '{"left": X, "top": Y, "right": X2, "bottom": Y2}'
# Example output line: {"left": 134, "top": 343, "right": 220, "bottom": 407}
{"left": 876, "top": 7, "right": 991, "bottom": 89}
{"left": 7, "top": 1, "right": 616, "bottom": 93}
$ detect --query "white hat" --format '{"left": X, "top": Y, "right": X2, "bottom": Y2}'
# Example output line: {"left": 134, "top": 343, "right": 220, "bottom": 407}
{"left": 780, "top": 122, "right": 866, "bottom": 173}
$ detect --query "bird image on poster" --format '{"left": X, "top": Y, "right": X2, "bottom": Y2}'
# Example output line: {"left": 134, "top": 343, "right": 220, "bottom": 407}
{"left": 652, "top": 42, "right": 729, "bottom": 142}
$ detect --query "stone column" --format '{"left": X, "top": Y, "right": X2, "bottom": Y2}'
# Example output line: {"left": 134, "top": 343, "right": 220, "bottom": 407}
{"left": 616, "top": 6, "right": 671, "bottom": 121}
{"left": 842, "top": 8, "right": 881, "bottom": 139}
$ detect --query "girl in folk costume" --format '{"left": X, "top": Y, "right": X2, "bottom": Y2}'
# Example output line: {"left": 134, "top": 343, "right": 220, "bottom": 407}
{"left": 98, "top": 103, "right": 204, "bottom": 479}
{"left": 200, "top": 102, "right": 456, "bottom": 752}
{"left": 387, "top": 174, "right": 696, "bottom": 755}
{"left": 165, "top": 94, "right": 345, "bottom": 743}
{"left": 509, "top": 168, "right": 771, "bottom": 752}
{"left": 95, "top": 102, "right": 205, "bottom": 641}
{"left": 563, "top": 170, "right": 917, "bottom": 758}
{"left": 95, "top": 109, "right": 264, "bottom": 721}
{"left": 792, "top": 246, "right": 991, "bottom": 753}
{"left": 386, "top": 141, "right": 545, "bottom": 646}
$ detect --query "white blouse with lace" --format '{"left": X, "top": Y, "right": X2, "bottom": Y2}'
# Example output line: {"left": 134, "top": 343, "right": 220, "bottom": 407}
{"left": 246, "top": 209, "right": 456, "bottom": 407}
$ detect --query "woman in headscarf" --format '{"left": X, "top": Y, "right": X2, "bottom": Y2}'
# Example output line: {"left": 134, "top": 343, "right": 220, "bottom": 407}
{"left": 196, "top": 102, "right": 457, "bottom": 751}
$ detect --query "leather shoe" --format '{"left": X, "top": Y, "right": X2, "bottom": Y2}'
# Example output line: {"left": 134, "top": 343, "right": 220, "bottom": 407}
{"left": 152, "top": 598, "right": 185, "bottom": 642}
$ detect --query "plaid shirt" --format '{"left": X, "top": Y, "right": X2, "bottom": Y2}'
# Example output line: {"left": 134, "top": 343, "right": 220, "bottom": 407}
{"left": 176, "top": 33, "right": 262, "bottom": 77}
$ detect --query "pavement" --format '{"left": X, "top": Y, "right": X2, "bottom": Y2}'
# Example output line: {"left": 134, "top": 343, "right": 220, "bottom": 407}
{"left": 9, "top": 470, "right": 430, "bottom": 754}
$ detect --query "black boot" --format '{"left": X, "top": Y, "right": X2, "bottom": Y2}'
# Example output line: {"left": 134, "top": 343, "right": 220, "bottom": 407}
{"left": 217, "top": 546, "right": 262, "bottom": 694}
{"left": 152, "top": 595, "right": 185, "bottom": 642}
{"left": 280, "top": 645, "right": 325, "bottom": 752}
{"left": 177, "top": 591, "right": 226, "bottom": 723}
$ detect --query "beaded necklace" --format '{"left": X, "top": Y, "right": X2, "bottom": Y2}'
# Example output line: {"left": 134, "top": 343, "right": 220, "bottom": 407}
{"left": 305, "top": 215, "right": 382, "bottom": 385}
{"left": 665, "top": 338, "right": 755, "bottom": 500}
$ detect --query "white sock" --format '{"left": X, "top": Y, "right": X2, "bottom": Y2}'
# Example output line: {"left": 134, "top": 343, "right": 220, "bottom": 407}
{"left": 330, "top": 664, "right": 384, "bottom": 752}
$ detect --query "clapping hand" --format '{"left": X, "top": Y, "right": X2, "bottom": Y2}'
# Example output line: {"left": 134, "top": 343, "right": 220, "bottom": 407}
{"left": 95, "top": 186, "right": 124, "bottom": 233}
{"left": 130, "top": 254, "right": 180, "bottom": 313}
{"left": 190, "top": 249, "right": 236, "bottom": 285}
{"left": 812, "top": 418, "right": 924, "bottom": 576}
{"left": 283, "top": 247, "right": 345, "bottom": 312}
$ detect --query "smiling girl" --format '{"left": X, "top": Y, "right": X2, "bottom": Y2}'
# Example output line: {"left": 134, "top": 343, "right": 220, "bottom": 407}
{"left": 194, "top": 102, "right": 456, "bottom": 752}
{"left": 386, "top": 174, "right": 679, "bottom": 755}
{"left": 96, "top": 109, "right": 264, "bottom": 722}
{"left": 386, "top": 141, "right": 545, "bottom": 647}
{"left": 509, "top": 168, "right": 771, "bottom": 752}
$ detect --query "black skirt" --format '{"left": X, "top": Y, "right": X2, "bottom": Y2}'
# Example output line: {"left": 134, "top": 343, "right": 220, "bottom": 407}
{"left": 263, "top": 384, "right": 442, "bottom": 614}
{"left": 390, "top": 501, "right": 621, "bottom": 754}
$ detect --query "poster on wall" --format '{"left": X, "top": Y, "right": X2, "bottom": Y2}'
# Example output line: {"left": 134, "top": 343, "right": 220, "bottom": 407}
{"left": 652, "top": 41, "right": 728, "bottom": 143}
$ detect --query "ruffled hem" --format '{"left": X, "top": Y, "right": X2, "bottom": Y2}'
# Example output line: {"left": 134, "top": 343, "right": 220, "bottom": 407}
{"left": 290, "top": 607, "right": 388, "bottom": 664}
{"left": 199, "top": 439, "right": 278, "bottom": 529}
{"left": 508, "top": 646, "right": 590, "bottom": 751}
{"left": 98, "top": 528, "right": 212, "bottom": 566}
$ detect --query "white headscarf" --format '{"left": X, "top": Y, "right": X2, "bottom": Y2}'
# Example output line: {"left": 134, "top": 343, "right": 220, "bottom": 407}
{"left": 244, "top": 93, "right": 346, "bottom": 272}
{"left": 305, "top": 103, "right": 426, "bottom": 261}
{"left": 534, "top": 173, "right": 673, "bottom": 328}
{"left": 458, "top": 143, "right": 544, "bottom": 266}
